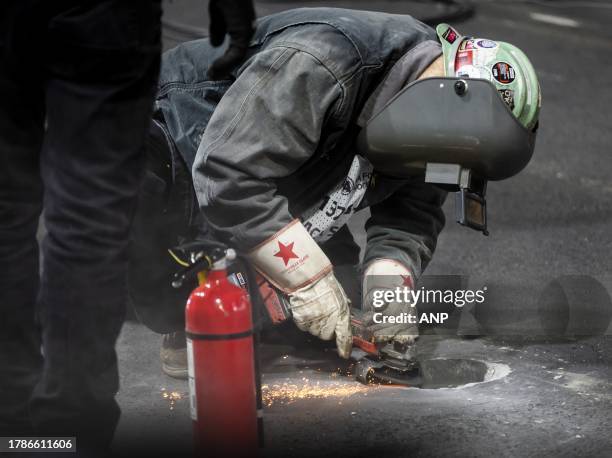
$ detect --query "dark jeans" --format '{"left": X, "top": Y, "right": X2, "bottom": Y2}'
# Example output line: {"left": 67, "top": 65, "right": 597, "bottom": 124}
{"left": 0, "top": 0, "right": 161, "bottom": 449}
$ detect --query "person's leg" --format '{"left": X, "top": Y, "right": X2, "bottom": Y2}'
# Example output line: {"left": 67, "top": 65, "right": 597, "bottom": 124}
{"left": 128, "top": 119, "right": 196, "bottom": 335}
{"left": 0, "top": 1, "right": 46, "bottom": 437}
{"left": 28, "top": 0, "right": 162, "bottom": 448}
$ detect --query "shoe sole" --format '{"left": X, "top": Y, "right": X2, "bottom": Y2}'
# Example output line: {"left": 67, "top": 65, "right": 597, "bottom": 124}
{"left": 162, "top": 363, "right": 188, "bottom": 380}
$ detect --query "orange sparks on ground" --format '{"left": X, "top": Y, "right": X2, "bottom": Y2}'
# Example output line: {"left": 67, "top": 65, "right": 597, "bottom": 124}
{"left": 262, "top": 380, "right": 378, "bottom": 407}
{"left": 161, "top": 388, "right": 184, "bottom": 410}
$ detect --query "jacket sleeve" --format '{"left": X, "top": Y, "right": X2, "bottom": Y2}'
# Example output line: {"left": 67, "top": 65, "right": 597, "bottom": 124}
{"left": 192, "top": 47, "right": 343, "bottom": 251}
{"left": 363, "top": 179, "right": 447, "bottom": 279}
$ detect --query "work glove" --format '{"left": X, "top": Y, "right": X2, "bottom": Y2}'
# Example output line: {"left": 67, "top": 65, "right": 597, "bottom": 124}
{"left": 207, "top": 0, "right": 256, "bottom": 80}
{"left": 362, "top": 259, "right": 419, "bottom": 346}
{"left": 247, "top": 220, "right": 352, "bottom": 358}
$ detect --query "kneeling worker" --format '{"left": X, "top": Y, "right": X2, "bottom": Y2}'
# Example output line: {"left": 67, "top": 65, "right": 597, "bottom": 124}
{"left": 129, "top": 7, "right": 540, "bottom": 378}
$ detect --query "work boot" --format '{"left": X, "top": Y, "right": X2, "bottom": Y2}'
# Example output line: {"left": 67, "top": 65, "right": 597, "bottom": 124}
{"left": 160, "top": 331, "right": 188, "bottom": 379}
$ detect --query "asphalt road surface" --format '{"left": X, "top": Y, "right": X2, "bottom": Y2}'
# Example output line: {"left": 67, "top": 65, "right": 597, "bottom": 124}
{"left": 113, "top": 1, "right": 612, "bottom": 456}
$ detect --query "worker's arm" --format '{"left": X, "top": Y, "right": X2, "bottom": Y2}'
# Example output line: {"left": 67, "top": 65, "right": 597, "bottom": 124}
{"left": 360, "top": 179, "right": 446, "bottom": 345}
{"left": 363, "top": 178, "right": 447, "bottom": 279}
{"left": 192, "top": 47, "right": 351, "bottom": 357}
{"left": 192, "top": 47, "right": 343, "bottom": 250}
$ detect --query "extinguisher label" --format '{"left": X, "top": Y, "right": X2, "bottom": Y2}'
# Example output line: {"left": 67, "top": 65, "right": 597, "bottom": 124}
{"left": 186, "top": 338, "right": 197, "bottom": 421}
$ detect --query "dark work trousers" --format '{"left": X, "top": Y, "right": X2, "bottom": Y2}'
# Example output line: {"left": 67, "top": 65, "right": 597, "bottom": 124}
{"left": 0, "top": 0, "right": 161, "bottom": 450}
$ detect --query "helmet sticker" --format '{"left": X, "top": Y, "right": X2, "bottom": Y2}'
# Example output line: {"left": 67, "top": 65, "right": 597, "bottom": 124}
{"left": 442, "top": 27, "right": 458, "bottom": 44}
{"left": 456, "top": 65, "right": 482, "bottom": 78}
{"left": 476, "top": 39, "right": 497, "bottom": 49}
{"left": 498, "top": 89, "right": 515, "bottom": 110}
{"left": 459, "top": 39, "right": 476, "bottom": 51}
{"left": 492, "top": 62, "right": 515, "bottom": 84}
{"left": 455, "top": 47, "right": 493, "bottom": 79}
{"left": 455, "top": 50, "right": 473, "bottom": 71}
{"left": 473, "top": 47, "right": 498, "bottom": 67}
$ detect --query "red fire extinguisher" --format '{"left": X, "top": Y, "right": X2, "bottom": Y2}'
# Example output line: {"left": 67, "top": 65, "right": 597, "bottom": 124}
{"left": 174, "top": 247, "right": 260, "bottom": 457}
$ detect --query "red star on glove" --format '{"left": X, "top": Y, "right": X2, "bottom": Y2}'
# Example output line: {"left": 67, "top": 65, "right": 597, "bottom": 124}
{"left": 401, "top": 274, "right": 414, "bottom": 288}
{"left": 274, "top": 241, "right": 299, "bottom": 266}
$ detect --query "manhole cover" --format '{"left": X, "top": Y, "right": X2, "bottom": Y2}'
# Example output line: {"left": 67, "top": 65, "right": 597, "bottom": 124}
{"left": 420, "top": 358, "right": 489, "bottom": 388}
{"left": 357, "top": 358, "right": 510, "bottom": 389}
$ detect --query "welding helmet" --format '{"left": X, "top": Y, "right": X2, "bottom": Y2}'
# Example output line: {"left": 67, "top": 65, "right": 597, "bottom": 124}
{"left": 356, "top": 25, "right": 541, "bottom": 234}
